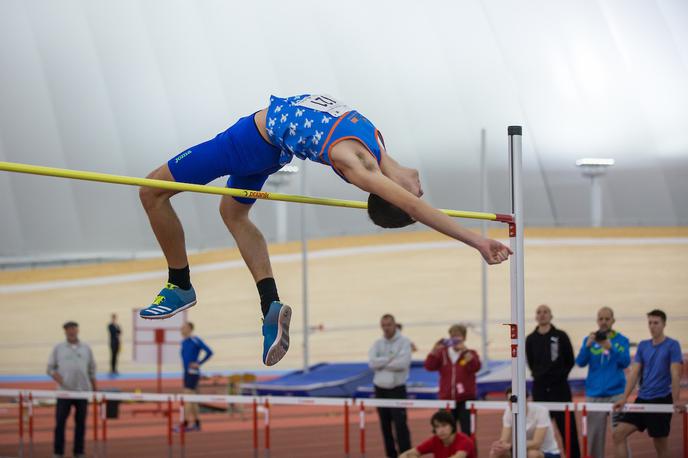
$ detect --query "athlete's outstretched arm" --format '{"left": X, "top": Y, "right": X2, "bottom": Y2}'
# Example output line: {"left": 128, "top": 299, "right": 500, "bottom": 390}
{"left": 332, "top": 147, "right": 512, "bottom": 265}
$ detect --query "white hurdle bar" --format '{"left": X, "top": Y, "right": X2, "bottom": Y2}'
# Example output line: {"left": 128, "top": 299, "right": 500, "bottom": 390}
{"left": 2, "top": 389, "right": 686, "bottom": 458}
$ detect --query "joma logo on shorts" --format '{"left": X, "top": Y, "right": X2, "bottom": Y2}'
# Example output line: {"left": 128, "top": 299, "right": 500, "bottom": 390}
{"left": 175, "top": 150, "right": 193, "bottom": 163}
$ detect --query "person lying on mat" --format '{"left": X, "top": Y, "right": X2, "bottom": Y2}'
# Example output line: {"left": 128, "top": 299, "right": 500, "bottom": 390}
{"left": 138, "top": 94, "right": 513, "bottom": 366}
{"left": 399, "top": 410, "right": 476, "bottom": 458}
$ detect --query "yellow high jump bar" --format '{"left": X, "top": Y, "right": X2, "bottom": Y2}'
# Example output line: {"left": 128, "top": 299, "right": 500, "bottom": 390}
{"left": 0, "top": 161, "right": 513, "bottom": 223}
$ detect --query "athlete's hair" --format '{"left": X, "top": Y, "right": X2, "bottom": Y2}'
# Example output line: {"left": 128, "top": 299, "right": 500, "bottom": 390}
{"left": 380, "top": 313, "right": 396, "bottom": 323}
{"left": 367, "top": 194, "right": 415, "bottom": 229}
{"left": 430, "top": 410, "right": 457, "bottom": 435}
{"left": 647, "top": 309, "right": 667, "bottom": 323}
{"left": 448, "top": 324, "right": 467, "bottom": 338}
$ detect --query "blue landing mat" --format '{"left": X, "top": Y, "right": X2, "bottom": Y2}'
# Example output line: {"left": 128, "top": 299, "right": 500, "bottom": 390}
{"left": 242, "top": 360, "right": 585, "bottom": 398}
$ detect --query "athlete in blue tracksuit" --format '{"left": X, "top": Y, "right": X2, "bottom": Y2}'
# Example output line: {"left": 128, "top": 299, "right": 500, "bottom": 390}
{"left": 138, "top": 94, "right": 513, "bottom": 366}
{"left": 180, "top": 322, "right": 213, "bottom": 431}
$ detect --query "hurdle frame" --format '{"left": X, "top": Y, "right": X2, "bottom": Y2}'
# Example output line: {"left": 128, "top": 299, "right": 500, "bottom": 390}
{"left": 3, "top": 389, "right": 686, "bottom": 457}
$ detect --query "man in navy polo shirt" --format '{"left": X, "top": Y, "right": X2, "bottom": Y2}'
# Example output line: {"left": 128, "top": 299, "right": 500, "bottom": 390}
{"left": 612, "top": 309, "right": 684, "bottom": 458}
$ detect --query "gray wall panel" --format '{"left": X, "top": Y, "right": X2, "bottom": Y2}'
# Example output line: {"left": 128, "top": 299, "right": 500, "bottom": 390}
{"left": 0, "top": 0, "right": 686, "bottom": 261}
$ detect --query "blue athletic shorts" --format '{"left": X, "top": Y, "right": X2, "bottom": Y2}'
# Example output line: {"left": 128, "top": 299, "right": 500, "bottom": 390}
{"left": 616, "top": 394, "right": 673, "bottom": 438}
{"left": 183, "top": 372, "right": 200, "bottom": 390}
{"left": 167, "top": 113, "right": 283, "bottom": 204}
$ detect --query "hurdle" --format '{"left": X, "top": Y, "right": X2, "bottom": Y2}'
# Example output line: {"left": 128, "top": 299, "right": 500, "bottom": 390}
{"left": 2, "top": 389, "right": 686, "bottom": 457}
{"left": 0, "top": 125, "right": 528, "bottom": 453}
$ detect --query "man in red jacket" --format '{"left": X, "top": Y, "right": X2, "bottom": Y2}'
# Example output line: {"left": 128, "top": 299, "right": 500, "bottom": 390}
{"left": 424, "top": 324, "right": 482, "bottom": 435}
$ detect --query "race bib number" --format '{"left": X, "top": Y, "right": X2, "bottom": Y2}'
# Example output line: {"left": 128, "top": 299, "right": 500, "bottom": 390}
{"left": 295, "top": 95, "right": 350, "bottom": 117}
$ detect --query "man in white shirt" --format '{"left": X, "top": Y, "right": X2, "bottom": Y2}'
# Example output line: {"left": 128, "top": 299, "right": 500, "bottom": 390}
{"left": 368, "top": 314, "right": 413, "bottom": 458}
{"left": 47, "top": 321, "right": 97, "bottom": 458}
{"left": 490, "top": 389, "right": 561, "bottom": 458}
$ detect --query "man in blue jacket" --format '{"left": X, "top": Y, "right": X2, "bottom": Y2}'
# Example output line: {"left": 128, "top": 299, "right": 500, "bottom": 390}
{"left": 575, "top": 307, "right": 630, "bottom": 458}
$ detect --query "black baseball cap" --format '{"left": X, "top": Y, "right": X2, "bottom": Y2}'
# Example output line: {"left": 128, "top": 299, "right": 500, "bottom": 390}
{"left": 63, "top": 321, "right": 79, "bottom": 329}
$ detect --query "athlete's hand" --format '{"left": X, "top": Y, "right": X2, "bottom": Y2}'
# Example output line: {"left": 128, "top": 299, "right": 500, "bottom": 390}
{"left": 433, "top": 339, "right": 445, "bottom": 352}
{"left": 612, "top": 397, "right": 627, "bottom": 411}
{"left": 478, "top": 238, "right": 513, "bottom": 265}
{"left": 586, "top": 332, "right": 596, "bottom": 347}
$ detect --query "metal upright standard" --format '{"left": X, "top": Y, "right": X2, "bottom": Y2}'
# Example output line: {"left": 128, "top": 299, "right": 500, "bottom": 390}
{"left": 480, "top": 128, "right": 489, "bottom": 366}
{"left": 508, "top": 126, "right": 527, "bottom": 457}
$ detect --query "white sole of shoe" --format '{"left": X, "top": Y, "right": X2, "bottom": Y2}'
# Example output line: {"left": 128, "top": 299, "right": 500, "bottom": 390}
{"left": 140, "top": 300, "right": 197, "bottom": 320}
{"left": 264, "top": 304, "right": 292, "bottom": 366}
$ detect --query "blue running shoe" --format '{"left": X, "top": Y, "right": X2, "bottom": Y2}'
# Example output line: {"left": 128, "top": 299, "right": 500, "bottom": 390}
{"left": 262, "top": 301, "right": 292, "bottom": 366}
{"left": 139, "top": 283, "right": 197, "bottom": 320}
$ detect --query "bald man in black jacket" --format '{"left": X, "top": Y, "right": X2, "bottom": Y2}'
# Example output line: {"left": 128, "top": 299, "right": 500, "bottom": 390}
{"left": 526, "top": 304, "right": 581, "bottom": 458}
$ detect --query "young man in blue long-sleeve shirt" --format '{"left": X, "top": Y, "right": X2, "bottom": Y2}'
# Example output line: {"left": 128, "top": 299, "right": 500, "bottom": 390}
{"left": 179, "top": 322, "right": 213, "bottom": 431}
{"left": 575, "top": 307, "right": 630, "bottom": 458}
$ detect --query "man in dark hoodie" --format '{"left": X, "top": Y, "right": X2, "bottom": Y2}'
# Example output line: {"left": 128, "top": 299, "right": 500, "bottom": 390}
{"left": 525, "top": 304, "right": 581, "bottom": 458}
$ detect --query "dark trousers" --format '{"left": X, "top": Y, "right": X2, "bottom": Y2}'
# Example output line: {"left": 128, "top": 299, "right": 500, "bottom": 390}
{"left": 533, "top": 381, "right": 581, "bottom": 458}
{"left": 110, "top": 342, "right": 120, "bottom": 373}
{"left": 374, "top": 385, "right": 412, "bottom": 458}
{"left": 452, "top": 400, "right": 472, "bottom": 435}
{"left": 54, "top": 398, "right": 88, "bottom": 456}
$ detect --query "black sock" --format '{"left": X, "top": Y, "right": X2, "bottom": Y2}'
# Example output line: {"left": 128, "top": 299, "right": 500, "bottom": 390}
{"left": 257, "top": 277, "right": 280, "bottom": 317}
{"left": 168, "top": 265, "right": 191, "bottom": 290}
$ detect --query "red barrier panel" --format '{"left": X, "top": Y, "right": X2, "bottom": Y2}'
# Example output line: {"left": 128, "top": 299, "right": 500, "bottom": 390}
{"left": 28, "top": 392, "right": 34, "bottom": 458}
{"left": 344, "top": 400, "right": 350, "bottom": 457}
{"left": 252, "top": 398, "right": 258, "bottom": 457}
{"left": 683, "top": 410, "right": 687, "bottom": 458}
{"left": 101, "top": 396, "right": 108, "bottom": 458}
{"left": 18, "top": 392, "right": 24, "bottom": 458}
{"left": 167, "top": 397, "right": 173, "bottom": 458}
{"left": 264, "top": 399, "right": 271, "bottom": 456}
{"left": 179, "top": 398, "right": 186, "bottom": 456}
{"left": 359, "top": 401, "right": 366, "bottom": 457}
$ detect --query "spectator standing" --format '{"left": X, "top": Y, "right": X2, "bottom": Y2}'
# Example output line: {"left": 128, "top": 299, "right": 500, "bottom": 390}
{"left": 179, "top": 322, "right": 213, "bottom": 431}
{"left": 525, "top": 304, "right": 581, "bottom": 458}
{"left": 47, "top": 321, "right": 96, "bottom": 458}
{"left": 612, "top": 309, "right": 684, "bottom": 458}
{"left": 424, "top": 324, "right": 481, "bottom": 435}
{"left": 575, "top": 307, "right": 630, "bottom": 458}
{"left": 368, "top": 314, "right": 413, "bottom": 458}
{"left": 400, "top": 410, "right": 476, "bottom": 458}
{"left": 107, "top": 313, "right": 122, "bottom": 375}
